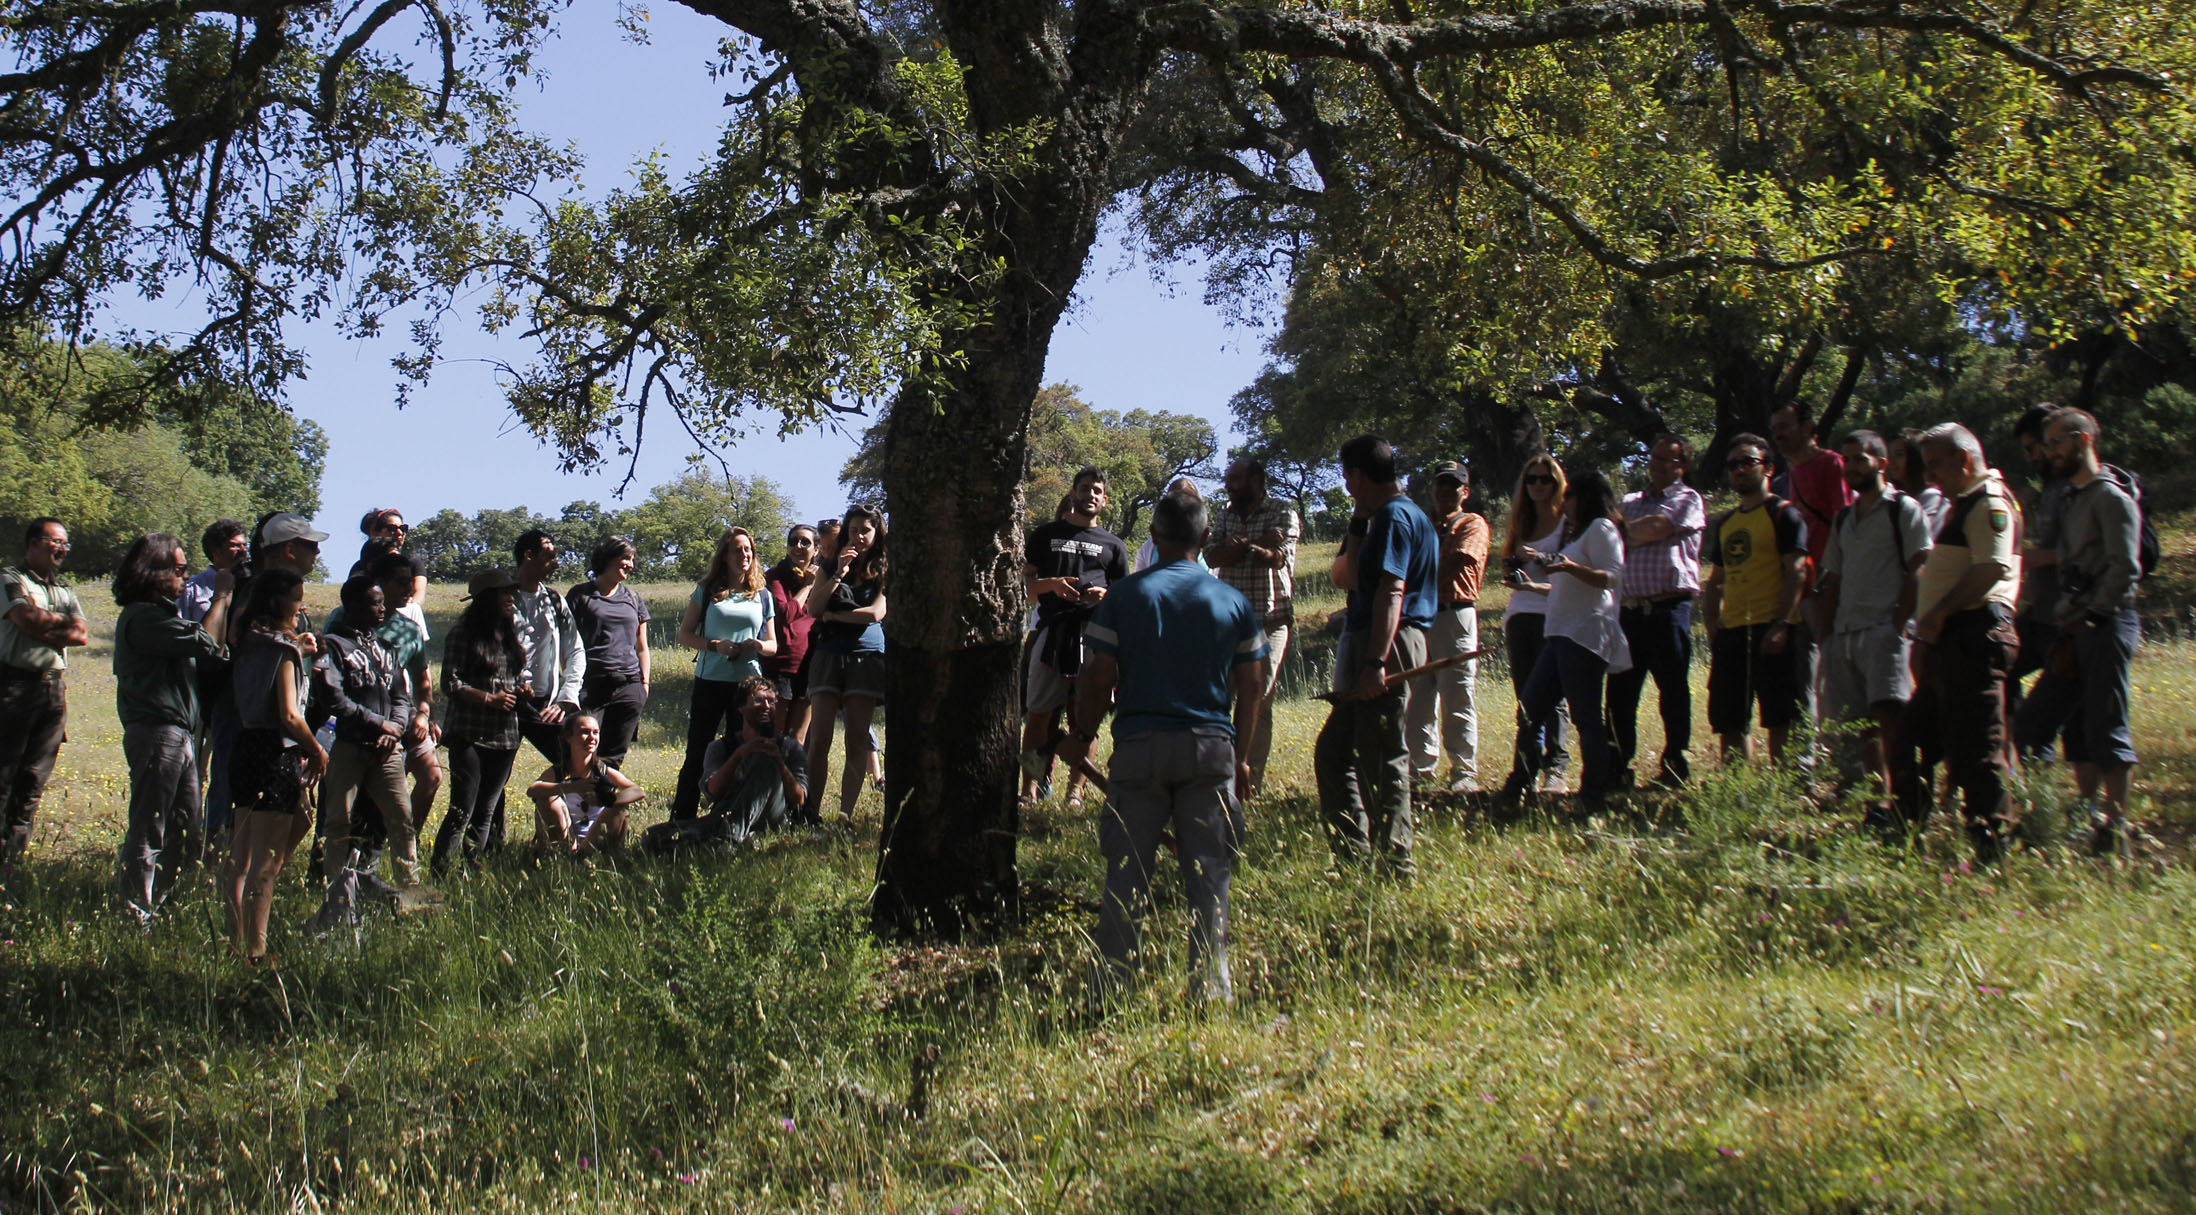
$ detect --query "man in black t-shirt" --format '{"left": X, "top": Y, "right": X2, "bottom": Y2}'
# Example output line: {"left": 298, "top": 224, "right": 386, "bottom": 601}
{"left": 1021, "top": 466, "right": 1129, "bottom": 808}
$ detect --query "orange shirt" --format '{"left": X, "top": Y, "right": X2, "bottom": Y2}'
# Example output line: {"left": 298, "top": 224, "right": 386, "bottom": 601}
{"left": 1437, "top": 511, "right": 1491, "bottom": 606}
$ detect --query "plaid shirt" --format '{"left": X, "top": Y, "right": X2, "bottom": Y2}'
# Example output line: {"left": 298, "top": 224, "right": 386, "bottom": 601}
{"left": 1204, "top": 497, "right": 1300, "bottom": 623}
{"left": 439, "top": 620, "right": 523, "bottom": 748}
{"left": 1619, "top": 481, "right": 1706, "bottom": 602}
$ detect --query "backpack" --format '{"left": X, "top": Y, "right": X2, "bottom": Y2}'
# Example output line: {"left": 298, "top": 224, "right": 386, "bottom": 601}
{"left": 2102, "top": 464, "right": 2162, "bottom": 579}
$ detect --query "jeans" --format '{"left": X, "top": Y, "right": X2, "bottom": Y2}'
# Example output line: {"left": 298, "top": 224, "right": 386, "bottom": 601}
{"left": 1096, "top": 728, "right": 1243, "bottom": 1001}
{"left": 1316, "top": 626, "right": 1426, "bottom": 873}
{"left": 2014, "top": 608, "right": 2140, "bottom": 769}
{"left": 117, "top": 722, "right": 199, "bottom": 919}
{"left": 672, "top": 676, "right": 749, "bottom": 820}
{"left": 200, "top": 698, "right": 242, "bottom": 837}
{"left": 1514, "top": 636, "right": 1617, "bottom": 800}
{"left": 1406, "top": 606, "right": 1479, "bottom": 785}
{"left": 1607, "top": 599, "right": 1693, "bottom": 784}
{"left": 434, "top": 740, "right": 518, "bottom": 874}
{"left": 1503, "top": 614, "right": 1568, "bottom": 784}
{"left": 0, "top": 673, "right": 65, "bottom": 864}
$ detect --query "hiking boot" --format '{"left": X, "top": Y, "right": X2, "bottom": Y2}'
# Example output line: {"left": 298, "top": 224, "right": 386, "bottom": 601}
{"left": 356, "top": 871, "right": 402, "bottom": 906}
{"left": 2088, "top": 813, "right": 2133, "bottom": 860}
{"left": 304, "top": 898, "right": 360, "bottom": 937}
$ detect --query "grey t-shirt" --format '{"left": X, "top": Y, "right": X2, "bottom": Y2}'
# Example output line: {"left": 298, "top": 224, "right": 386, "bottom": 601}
{"left": 1822, "top": 491, "right": 1932, "bottom": 634}
{"left": 702, "top": 730, "right": 809, "bottom": 838}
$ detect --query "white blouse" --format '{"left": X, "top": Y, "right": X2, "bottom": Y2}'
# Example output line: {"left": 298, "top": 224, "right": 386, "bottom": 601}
{"left": 1502, "top": 521, "right": 1567, "bottom": 621}
{"left": 1544, "top": 517, "right": 1631, "bottom": 673}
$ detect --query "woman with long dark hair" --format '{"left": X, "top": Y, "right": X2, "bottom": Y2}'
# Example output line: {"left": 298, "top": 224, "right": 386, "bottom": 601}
{"left": 433, "top": 568, "right": 527, "bottom": 874}
{"left": 671, "top": 528, "right": 777, "bottom": 820}
{"left": 223, "top": 568, "right": 325, "bottom": 964}
{"left": 764, "top": 524, "right": 819, "bottom": 743}
{"left": 1498, "top": 452, "right": 1573, "bottom": 792}
{"left": 801, "top": 504, "right": 887, "bottom": 822}
{"left": 1502, "top": 471, "right": 1630, "bottom": 807}
{"left": 111, "top": 533, "right": 229, "bottom": 924}
{"left": 568, "top": 535, "right": 651, "bottom": 767}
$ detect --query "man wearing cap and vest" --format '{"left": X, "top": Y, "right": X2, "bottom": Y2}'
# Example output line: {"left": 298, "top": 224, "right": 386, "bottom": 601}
{"left": 1405, "top": 459, "right": 1488, "bottom": 793}
{"left": 1, "top": 518, "right": 88, "bottom": 864}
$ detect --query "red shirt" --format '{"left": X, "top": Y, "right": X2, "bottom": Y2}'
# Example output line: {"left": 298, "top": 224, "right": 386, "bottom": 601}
{"left": 1776, "top": 448, "right": 1853, "bottom": 579}
{"left": 764, "top": 561, "right": 815, "bottom": 675}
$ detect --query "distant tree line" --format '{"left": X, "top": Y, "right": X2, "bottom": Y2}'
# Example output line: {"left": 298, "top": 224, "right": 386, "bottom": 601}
{"left": 403, "top": 465, "right": 795, "bottom": 584}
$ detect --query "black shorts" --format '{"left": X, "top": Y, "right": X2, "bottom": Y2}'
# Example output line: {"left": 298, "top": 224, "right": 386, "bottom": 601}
{"left": 1707, "top": 623, "right": 1806, "bottom": 735}
{"left": 229, "top": 727, "right": 308, "bottom": 818}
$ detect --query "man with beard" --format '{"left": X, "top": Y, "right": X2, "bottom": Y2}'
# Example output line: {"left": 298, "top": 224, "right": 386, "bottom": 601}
{"left": 1021, "top": 466, "right": 1129, "bottom": 810}
{"left": 2015, "top": 408, "right": 2143, "bottom": 856}
{"left": 1701, "top": 435, "right": 1810, "bottom": 764}
{"left": 1815, "top": 431, "right": 1932, "bottom": 811}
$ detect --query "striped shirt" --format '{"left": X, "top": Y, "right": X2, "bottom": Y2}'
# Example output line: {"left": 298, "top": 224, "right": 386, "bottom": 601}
{"left": 1205, "top": 497, "right": 1299, "bottom": 623}
{"left": 1619, "top": 481, "right": 1706, "bottom": 602}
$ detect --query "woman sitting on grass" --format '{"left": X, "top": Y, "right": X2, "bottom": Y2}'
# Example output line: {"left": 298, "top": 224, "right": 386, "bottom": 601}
{"left": 528, "top": 713, "right": 643, "bottom": 856}
{"left": 223, "top": 568, "right": 326, "bottom": 965}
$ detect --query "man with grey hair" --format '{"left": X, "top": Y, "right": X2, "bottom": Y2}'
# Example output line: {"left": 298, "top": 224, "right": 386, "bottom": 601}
{"left": 2016, "top": 407, "right": 2143, "bottom": 855}
{"left": 1891, "top": 423, "right": 2023, "bottom": 860}
{"left": 1061, "top": 487, "right": 1266, "bottom": 1002}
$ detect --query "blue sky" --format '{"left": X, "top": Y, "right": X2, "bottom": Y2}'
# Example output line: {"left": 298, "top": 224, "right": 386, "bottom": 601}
{"left": 261, "top": 3, "right": 1271, "bottom": 544}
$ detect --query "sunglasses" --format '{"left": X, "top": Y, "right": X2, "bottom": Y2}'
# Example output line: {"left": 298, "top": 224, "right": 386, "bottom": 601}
{"left": 1523, "top": 474, "right": 1556, "bottom": 486}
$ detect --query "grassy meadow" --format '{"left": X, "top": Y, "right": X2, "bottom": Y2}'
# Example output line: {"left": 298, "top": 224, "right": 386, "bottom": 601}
{"left": 3, "top": 573, "right": 2195, "bottom": 1212}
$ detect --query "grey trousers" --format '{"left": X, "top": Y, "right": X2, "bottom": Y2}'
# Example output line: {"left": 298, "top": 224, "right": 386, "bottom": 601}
{"left": 117, "top": 722, "right": 199, "bottom": 920}
{"left": 323, "top": 739, "right": 421, "bottom": 891}
{"left": 1242, "top": 622, "right": 1290, "bottom": 792}
{"left": 1096, "top": 728, "right": 1244, "bottom": 1002}
{"left": 1406, "top": 605, "right": 1480, "bottom": 783}
{"left": 1316, "top": 626, "right": 1426, "bottom": 873}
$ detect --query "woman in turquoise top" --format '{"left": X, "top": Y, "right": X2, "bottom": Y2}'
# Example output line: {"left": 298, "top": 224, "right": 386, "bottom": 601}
{"left": 672, "top": 528, "right": 777, "bottom": 819}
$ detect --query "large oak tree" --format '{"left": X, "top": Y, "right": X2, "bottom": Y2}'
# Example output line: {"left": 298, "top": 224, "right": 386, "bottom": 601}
{"left": 5, "top": 0, "right": 2189, "bottom": 935}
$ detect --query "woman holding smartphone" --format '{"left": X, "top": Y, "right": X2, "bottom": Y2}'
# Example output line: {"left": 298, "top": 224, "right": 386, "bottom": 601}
{"left": 1505, "top": 471, "right": 1629, "bottom": 808}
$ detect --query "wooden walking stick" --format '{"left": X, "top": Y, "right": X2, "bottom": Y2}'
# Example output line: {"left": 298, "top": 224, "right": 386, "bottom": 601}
{"left": 1313, "top": 648, "right": 1486, "bottom": 703}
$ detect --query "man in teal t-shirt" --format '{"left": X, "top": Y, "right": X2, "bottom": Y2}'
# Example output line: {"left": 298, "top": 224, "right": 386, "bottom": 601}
{"left": 1062, "top": 490, "right": 1265, "bottom": 1004}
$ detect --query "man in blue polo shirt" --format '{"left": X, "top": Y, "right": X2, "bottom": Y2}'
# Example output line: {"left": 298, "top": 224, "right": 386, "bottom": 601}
{"left": 1315, "top": 435, "right": 1438, "bottom": 878}
{"left": 1061, "top": 488, "right": 1265, "bottom": 1004}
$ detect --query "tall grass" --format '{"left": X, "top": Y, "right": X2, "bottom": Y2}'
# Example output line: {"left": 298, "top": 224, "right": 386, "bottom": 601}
{"left": 2, "top": 590, "right": 2192, "bottom": 1211}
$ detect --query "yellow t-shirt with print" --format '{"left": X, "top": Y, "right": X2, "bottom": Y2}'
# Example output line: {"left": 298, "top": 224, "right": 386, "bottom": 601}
{"left": 1705, "top": 499, "right": 1807, "bottom": 629}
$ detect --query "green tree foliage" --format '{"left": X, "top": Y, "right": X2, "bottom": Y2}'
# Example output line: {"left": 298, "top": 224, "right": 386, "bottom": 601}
{"left": 402, "top": 468, "right": 793, "bottom": 585}
{"left": 0, "top": 339, "right": 318, "bottom": 572}
{"left": 843, "top": 383, "right": 1216, "bottom": 542}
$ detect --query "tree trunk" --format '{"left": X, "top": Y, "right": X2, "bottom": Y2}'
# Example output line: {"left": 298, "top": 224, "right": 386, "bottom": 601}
{"left": 870, "top": 205, "right": 1114, "bottom": 939}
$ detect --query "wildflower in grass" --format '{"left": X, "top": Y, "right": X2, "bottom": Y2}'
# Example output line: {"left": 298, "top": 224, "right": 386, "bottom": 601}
{"left": 780, "top": 1119, "right": 795, "bottom": 1132}
{"left": 578, "top": 1157, "right": 590, "bottom": 1169}
{"left": 1717, "top": 1146, "right": 1742, "bottom": 1158}
{"left": 678, "top": 1172, "right": 698, "bottom": 1184}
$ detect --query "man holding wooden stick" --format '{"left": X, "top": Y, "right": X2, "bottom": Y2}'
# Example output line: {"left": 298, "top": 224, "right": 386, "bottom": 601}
{"left": 1314, "top": 435, "right": 1438, "bottom": 880}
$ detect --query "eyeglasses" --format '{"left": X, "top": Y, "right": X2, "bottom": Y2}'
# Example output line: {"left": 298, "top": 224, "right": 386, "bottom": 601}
{"left": 1523, "top": 474, "right": 1556, "bottom": 486}
{"left": 1725, "top": 457, "right": 1765, "bottom": 469}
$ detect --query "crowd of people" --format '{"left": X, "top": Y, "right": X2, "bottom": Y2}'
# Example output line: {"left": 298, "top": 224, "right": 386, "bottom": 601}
{"left": 0, "top": 400, "right": 2156, "bottom": 987}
